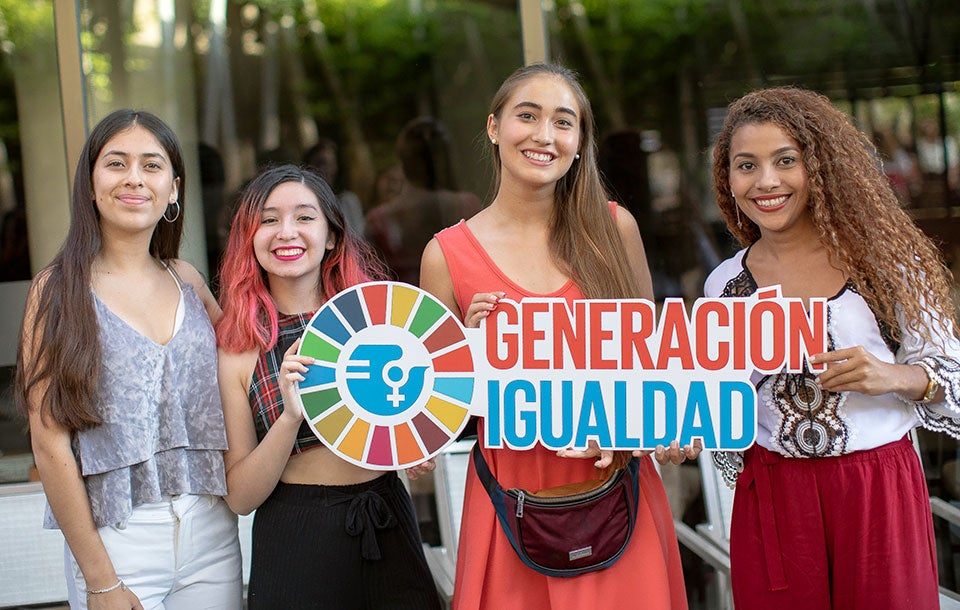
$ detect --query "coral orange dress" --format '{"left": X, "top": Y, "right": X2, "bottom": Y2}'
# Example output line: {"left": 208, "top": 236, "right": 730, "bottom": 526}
{"left": 436, "top": 220, "right": 688, "bottom": 610}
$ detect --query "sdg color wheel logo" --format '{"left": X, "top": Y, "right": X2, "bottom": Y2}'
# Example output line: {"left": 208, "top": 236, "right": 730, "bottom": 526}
{"left": 296, "top": 282, "right": 475, "bottom": 469}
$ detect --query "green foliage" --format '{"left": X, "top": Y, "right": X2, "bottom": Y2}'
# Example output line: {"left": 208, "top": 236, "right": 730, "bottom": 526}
{"left": 0, "top": 0, "right": 55, "bottom": 51}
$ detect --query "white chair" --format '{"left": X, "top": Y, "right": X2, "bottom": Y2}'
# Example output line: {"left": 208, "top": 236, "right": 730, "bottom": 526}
{"left": 422, "top": 439, "right": 474, "bottom": 609}
{"left": 672, "top": 454, "right": 734, "bottom": 609}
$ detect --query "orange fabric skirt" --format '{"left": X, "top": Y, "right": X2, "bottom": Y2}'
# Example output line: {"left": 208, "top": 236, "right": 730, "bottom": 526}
{"left": 452, "top": 430, "right": 688, "bottom": 610}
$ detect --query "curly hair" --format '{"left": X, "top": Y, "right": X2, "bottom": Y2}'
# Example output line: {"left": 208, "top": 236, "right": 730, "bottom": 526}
{"left": 487, "top": 63, "right": 642, "bottom": 299}
{"left": 712, "top": 86, "right": 956, "bottom": 345}
{"left": 217, "top": 165, "right": 387, "bottom": 353}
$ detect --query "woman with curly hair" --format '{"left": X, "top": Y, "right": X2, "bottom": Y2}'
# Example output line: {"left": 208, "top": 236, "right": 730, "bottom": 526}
{"left": 216, "top": 164, "right": 441, "bottom": 609}
{"left": 705, "top": 86, "right": 960, "bottom": 609}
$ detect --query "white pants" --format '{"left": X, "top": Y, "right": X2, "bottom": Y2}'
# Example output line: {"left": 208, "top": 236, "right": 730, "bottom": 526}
{"left": 65, "top": 494, "right": 242, "bottom": 610}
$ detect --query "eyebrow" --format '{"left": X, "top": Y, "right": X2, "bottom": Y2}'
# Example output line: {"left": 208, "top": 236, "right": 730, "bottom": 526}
{"left": 101, "top": 150, "right": 168, "bottom": 161}
{"left": 261, "top": 202, "right": 321, "bottom": 212}
{"left": 513, "top": 101, "right": 578, "bottom": 118}
{"left": 732, "top": 145, "right": 800, "bottom": 159}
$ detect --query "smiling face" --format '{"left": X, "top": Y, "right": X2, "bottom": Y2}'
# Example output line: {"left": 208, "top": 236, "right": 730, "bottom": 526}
{"left": 728, "top": 122, "right": 813, "bottom": 238}
{"left": 92, "top": 125, "right": 179, "bottom": 236}
{"left": 253, "top": 181, "right": 335, "bottom": 284}
{"left": 487, "top": 74, "right": 582, "bottom": 192}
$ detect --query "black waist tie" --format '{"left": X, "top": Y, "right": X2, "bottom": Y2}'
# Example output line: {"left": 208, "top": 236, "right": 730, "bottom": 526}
{"left": 342, "top": 488, "right": 397, "bottom": 560}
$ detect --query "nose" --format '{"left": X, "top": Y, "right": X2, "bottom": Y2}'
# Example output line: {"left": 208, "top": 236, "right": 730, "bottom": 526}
{"left": 532, "top": 121, "right": 554, "bottom": 145}
{"left": 124, "top": 164, "right": 144, "bottom": 187}
{"left": 757, "top": 163, "right": 782, "bottom": 190}
{"left": 276, "top": 217, "right": 298, "bottom": 240}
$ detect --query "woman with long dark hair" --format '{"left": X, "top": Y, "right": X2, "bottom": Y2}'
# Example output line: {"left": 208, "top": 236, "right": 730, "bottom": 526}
{"left": 17, "top": 109, "right": 241, "bottom": 609}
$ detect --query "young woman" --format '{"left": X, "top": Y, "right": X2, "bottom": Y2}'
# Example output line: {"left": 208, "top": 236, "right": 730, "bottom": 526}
{"left": 16, "top": 109, "right": 242, "bottom": 609}
{"left": 706, "top": 86, "right": 960, "bottom": 609}
{"left": 419, "top": 63, "right": 694, "bottom": 610}
{"left": 216, "top": 164, "right": 442, "bottom": 609}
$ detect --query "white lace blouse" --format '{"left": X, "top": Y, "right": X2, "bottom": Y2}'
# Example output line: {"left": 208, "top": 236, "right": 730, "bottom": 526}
{"left": 704, "top": 247, "right": 960, "bottom": 487}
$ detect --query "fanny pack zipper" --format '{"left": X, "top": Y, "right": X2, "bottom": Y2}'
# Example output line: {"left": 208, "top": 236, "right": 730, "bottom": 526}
{"left": 508, "top": 468, "right": 624, "bottom": 518}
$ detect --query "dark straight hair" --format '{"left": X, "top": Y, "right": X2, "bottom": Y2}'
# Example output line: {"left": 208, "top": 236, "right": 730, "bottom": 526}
{"left": 16, "top": 109, "right": 186, "bottom": 430}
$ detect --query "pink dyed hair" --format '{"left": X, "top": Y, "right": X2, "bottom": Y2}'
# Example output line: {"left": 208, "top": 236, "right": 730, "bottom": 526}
{"left": 216, "top": 164, "right": 386, "bottom": 353}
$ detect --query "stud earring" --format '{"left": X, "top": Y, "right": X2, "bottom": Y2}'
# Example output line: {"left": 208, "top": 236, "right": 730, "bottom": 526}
{"left": 491, "top": 138, "right": 498, "bottom": 145}
{"left": 575, "top": 153, "right": 581, "bottom": 160}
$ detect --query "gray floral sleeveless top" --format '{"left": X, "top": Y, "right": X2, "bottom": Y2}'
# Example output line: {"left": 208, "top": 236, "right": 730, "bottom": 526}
{"left": 44, "top": 272, "right": 228, "bottom": 529}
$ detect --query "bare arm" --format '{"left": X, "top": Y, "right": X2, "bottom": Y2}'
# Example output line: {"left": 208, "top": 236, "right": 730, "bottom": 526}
{"left": 218, "top": 344, "right": 308, "bottom": 515}
{"left": 614, "top": 205, "right": 655, "bottom": 301}
{"left": 420, "top": 238, "right": 462, "bottom": 318}
{"left": 22, "top": 280, "right": 142, "bottom": 609}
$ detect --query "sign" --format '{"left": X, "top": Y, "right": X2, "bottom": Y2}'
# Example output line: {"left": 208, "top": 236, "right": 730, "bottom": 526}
{"left": 296, "top": 282, "right": 826, "bottom": 469}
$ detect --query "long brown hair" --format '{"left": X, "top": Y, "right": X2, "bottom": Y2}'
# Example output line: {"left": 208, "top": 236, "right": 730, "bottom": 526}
{"left": 712, "top": 87, "right": 956, "bottom": 344}
{"left": 488, "top": 63, "right": 641, "bottom": 299}
{"left": 15, "top": 109, "right": 186, "bottom": 430}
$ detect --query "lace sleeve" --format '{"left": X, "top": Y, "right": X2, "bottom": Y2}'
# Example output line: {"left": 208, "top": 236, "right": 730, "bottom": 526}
{"left": 712, "top": 451, "right": 744, "bottom": 489}
{"left": 913, "top": 355, "right": 960, "bottom": 439}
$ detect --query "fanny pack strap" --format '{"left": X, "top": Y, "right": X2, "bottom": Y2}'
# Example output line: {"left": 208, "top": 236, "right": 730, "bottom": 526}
{"left": 471, "top": 443, "right": 500, "bottom": 498}
{"left": 471, "top": 444, "right": 527, "bottom": 562}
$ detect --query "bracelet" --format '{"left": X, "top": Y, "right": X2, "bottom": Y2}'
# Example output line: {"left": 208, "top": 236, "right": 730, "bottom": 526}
{"left": 87, "top": 579, "right": 126, "bottom": 595}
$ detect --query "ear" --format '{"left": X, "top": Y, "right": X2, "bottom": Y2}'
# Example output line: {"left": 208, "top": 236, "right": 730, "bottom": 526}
{"left": 170, "top": 176, "right": 180, "bottom": 204}
{"left": 326, "top": 231, "right": 336, "bottom": 251}
{"left": 486, "top": 114, "right": 499, "bottom": 143}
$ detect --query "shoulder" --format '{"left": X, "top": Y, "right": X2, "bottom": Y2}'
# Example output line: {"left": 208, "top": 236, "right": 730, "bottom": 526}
{"left": 704, "top": 249, "right": 747, "bottom": 297}
{"left": 433, "top": 218, "right": 471, "bottom": 249}
{"left": 169, "top": 259, "right": 222, "bottom": 322}
{"left": 22, "top": 267, "right": 57, "bottom": 320}
{"left": 420, "top": 236, "right": 448, "bottom": 271}
{"left": 168, "top": 259, "right": 207, "bottom": 291}
{"left": 612, "top": 203, "right": 638, "bottom": 230}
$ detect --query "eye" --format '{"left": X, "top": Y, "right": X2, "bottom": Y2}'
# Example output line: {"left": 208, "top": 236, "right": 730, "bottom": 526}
{"left": 735, "top": 161, "right": 755, "bottom": 171}
{"left": 778, "top": 155, "right": 798, "bottom": 167}
{"left": 555, "top": 118, "right": 574, "bottom": 129}
{"left": 259, "top": 217, "right": 278, "bottom": 225}
{"left": 517, "top": 111, "right": 536, "bottom": 121}
{"left": 105, "top": 159, "right": 124, "bottom": 168}
{"left": 145, "top": 162, "right": 163, "bottom": 171}
{"left": 297, "top": 214, "right": 317, "bottom": 222}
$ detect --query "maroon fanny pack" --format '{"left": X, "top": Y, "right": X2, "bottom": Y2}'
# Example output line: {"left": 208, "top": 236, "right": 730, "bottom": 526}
{"left": 471, "top": 444, "right": 641, "bottom": 577}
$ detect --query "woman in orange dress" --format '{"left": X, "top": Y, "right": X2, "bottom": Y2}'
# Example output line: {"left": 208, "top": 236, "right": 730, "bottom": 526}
{"left": 420, "top": 63, "right": 695, "bottom": 610}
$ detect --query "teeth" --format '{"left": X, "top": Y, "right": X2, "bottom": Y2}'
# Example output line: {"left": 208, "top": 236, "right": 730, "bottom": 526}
{"left": 755, "top": 195, "right": 788, "bottom": 208}
{"left": 523, "top": 151, "right": 553, "bottom": 162}
{"left": 275, "top": 248, "right": 304, "bottom": 256}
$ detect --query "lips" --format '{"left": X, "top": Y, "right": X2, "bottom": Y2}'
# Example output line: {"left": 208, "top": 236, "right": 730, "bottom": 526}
{"left": 752, "top": 194, "right": 789, "bottom": 211}
{"left": 117, "top": 194, "right": 150, "bottom": 205}
{"left": 523, "top": 150, "right": 556, "bottom": 163}
{"left": 273, "top": 247, "right": 305, "bottom": 261}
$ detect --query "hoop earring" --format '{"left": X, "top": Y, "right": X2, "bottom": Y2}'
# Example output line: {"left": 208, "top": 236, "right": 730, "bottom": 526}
{"left": 163, "top": 200, "right": 180, "bottom": 223}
